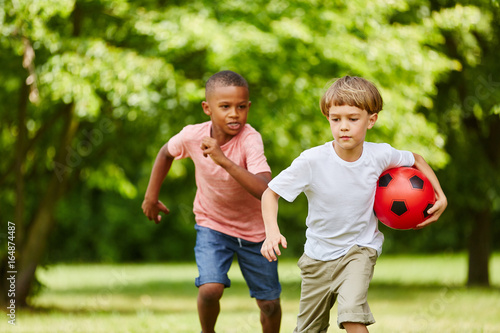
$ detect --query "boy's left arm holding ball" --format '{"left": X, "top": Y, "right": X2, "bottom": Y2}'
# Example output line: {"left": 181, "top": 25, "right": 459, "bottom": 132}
{"left": 412, "top": 153, "right": 447, "bottom": 229}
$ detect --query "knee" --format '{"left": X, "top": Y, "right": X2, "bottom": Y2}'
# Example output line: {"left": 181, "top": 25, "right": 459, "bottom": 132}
{"left": 257, "top": 298, "right": 281, "bottom": 317}
{"left": 198, "top": 283, "right": 224, "bottom": 303}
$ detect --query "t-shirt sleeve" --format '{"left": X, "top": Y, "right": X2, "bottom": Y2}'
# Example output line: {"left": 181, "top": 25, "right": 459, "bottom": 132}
{"left": 386, "top": 144, "right": 415, "bottom": 169}
{"left": 268, "top": 153, "right": 311, "bottom": 202}
{"left": 167, "top": 128, "right": 189, "bottom": 160}
{"left": 243, "top": 132, "right": 271, "bottom": 175}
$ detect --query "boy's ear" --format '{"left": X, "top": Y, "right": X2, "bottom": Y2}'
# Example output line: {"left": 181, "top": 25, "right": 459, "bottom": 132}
{"left": 202, "top": 101, "right": 211, "bottom": 116}
{"left": 367, "top": 113, "right": 378, "bottom": 129}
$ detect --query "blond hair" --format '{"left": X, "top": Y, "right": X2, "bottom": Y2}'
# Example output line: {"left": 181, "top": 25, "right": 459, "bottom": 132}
{"left": 320, "top": 76, "right": 383, "bottom": 117}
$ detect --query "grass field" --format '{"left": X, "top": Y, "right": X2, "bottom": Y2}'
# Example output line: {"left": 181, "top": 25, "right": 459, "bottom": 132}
{"left": 3, "top": 253, "right": 500, "bottom": 332}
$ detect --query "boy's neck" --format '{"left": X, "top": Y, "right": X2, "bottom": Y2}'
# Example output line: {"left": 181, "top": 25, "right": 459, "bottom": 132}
{"left": 332, "top": 141, "right": 364, "bottom": 162}
{"left": 210, "top": 124, "right": 236, "bottom": 146}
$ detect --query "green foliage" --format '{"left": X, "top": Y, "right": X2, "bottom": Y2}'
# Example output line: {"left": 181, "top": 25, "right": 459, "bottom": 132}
{"left": 1, "top": 0, "right": 499, "bottom": 266}
{"left": 420, "top": 1, "right": 500, "bottom": 266}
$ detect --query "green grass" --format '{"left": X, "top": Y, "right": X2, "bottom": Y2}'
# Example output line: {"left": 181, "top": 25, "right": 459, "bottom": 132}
{"left": 2, "top": 253, "right": 500, "bottom": 332}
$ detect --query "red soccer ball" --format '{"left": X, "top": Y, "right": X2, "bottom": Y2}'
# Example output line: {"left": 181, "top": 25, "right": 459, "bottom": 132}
{"left": 374, "top": 167, "right": 436, "bottom": 230}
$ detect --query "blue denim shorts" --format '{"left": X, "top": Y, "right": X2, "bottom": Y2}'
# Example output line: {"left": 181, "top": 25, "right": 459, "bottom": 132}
{"left": 194, "top": 224, "right": 281, "bottom": 301}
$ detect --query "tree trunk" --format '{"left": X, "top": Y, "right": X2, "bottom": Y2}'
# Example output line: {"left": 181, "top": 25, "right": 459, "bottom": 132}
{"left": 3, "top": 1, "right": 84, "bottom": 307}
{"left": 16, "top": 103, "right": 78, "bottom": 306}
{"left": 467, "top": 209, "right": 491, "bottom": 287}
{"left": 15, "top": 59, "right": 29, "bottom": 254}
{"left": 0, "top": 39, "right": 33, "bottom": 307}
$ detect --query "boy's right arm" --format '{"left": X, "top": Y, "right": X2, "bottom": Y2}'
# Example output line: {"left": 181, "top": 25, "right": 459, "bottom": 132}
{"left": 142, "top": 143, "right": 174, "bottom": 224}
{"left": 260, "top": 187, "right": 287, "bottom": 262}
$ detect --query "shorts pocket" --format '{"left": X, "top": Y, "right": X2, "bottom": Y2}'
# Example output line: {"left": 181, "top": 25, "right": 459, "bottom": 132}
{"left": 359, "top": 246, "right": 378, "bottom": 265}
{"left": 297, "top": 252, "right": 307, "bottom": 269}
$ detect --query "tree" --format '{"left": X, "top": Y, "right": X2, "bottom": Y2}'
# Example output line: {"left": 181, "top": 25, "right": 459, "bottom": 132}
{"left": 0, "top": 0, "right": 196, "bottom": 305}
{"left": 1, "top": 0, "right": 496, "bottom": 306}
{"left": 425, "top": 0, "right": 500, "bottom": 286}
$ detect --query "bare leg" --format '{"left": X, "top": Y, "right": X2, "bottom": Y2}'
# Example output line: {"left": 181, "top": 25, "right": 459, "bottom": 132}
{"left": 198, "top": 283, "right": 225, "bottom": 333}
{"left": 256, "top": 298, "right": 281, "bottom": 333}
{"left": 343, "top": 322, "right": 369, "bottom": 333}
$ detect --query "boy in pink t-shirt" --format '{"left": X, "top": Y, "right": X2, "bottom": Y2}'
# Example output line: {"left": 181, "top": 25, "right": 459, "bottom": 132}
{"left": 142, "top": 71, "right": 281, "bottom": 333}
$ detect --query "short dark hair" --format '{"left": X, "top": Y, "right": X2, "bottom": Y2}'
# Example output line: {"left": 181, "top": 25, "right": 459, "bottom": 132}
{"left": 205, "top": 70, "right": 248, "bottom": 98}
{"left": 320, "top": 75, "right": 383, "bottom": 116}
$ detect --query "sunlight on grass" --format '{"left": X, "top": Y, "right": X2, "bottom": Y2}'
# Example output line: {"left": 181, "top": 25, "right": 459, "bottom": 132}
{"left": 372, "top": 252, "right": 469, "bottom": 286}
{"left": 2, "top": 253, "right": 499, "bottom": 333}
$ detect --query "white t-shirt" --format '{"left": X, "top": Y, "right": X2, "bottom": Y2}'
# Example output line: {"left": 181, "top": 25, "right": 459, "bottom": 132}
{"left": 268, "top": 141, "right": 415, "bottom": 261}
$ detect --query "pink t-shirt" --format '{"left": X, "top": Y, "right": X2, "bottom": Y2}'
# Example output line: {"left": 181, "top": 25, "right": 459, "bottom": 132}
{"left": 167, "top": 121, "right": 271, "bottom": 242}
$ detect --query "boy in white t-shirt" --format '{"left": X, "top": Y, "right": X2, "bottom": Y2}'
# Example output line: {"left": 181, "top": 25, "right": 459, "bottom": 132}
{"left": 261, "top": 76, "right": 447, "bottom": 332}
{"left": 143, "top": 71, "right": 281, "bottom": 333}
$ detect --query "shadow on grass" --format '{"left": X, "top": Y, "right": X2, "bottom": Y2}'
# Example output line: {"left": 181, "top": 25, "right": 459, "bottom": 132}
{"left": 41, "top": 279, "right": 198, "bottom": 297}
{"left": 30, "top": 277, "right": 500, "bottom": 316}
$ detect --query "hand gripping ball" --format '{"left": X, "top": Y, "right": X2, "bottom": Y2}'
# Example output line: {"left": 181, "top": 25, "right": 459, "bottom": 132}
{"left": 374, "top": 167, "right": 436, "bottom": 230}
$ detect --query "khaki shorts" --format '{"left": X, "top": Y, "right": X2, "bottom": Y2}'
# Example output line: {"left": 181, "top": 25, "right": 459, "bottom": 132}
{"left": 293, "top": 245, "right": 378, "bottom": 332}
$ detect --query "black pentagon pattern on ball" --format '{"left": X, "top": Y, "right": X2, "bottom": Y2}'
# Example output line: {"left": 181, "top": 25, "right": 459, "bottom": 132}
{"left": 423, "top": 203, "right": 433, "bottom": 218}
{"left": 409, "top": 175, "right": 424, "bottom": 189}
{"left": 379, "top": 174, "right": 393, "bottom": 187}
{"left": 391, "top": 201, "right": 408, "bottom": 216}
